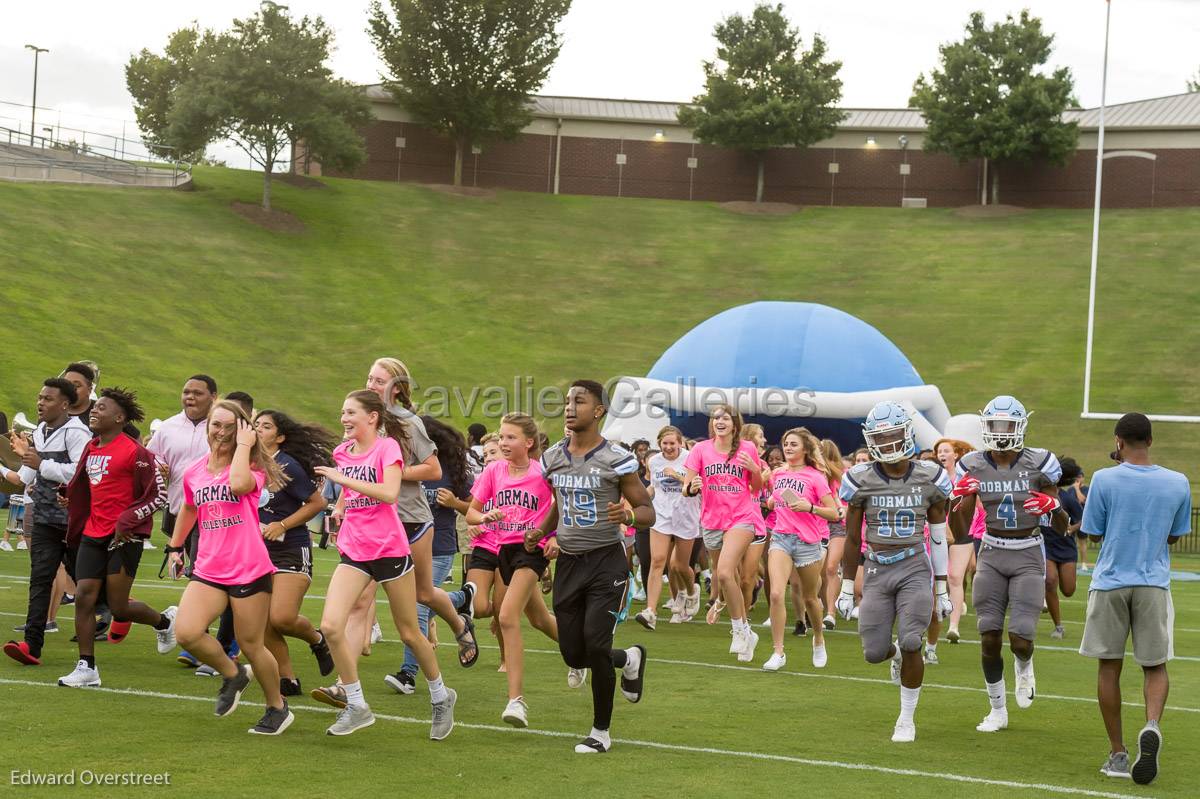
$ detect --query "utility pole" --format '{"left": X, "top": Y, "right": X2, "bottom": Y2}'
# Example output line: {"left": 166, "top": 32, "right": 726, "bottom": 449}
{"left": 25, "top": 44, "right": 49, "bottom": 146}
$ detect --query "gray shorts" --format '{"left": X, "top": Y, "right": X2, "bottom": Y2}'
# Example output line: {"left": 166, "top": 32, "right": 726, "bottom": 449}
{"left": 1080, "top": 587, "right": 1175, "bottom": 667}
{"left": 702, "top": 524, "right": 759, "bottom": 551}
{"left": 769, "top": 534, "right": 825, "bottom": 568}
{"left": 827, "top": 521, "right": 847, "bottom": 539}
{"left": 972, "top": 536, "right": 1045, "bottom": 640}
{"left": 858, "top": 550, "right": 932, "bottom": 661}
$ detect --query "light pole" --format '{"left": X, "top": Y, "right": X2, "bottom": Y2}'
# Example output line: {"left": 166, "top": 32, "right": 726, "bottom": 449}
{"left": 25, "top": 44, "right": 49, "bottom": 147}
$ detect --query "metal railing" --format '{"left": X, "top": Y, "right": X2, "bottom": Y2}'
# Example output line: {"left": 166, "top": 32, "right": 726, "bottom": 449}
{"left": 0, "top": 126, "right": 191, "bottom": 186}
{"left": 1169, "top": 508, "right": 1200, "bottom": 555}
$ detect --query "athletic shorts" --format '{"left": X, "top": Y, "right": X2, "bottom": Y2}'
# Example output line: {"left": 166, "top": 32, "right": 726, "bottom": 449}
{"left": 859, "top": 549, "right": 933, "bottom": 659}
{"left": 498, "top": 542, "right": 550, "bottom": 586}
{"left": 702, "top": 524, "right": 758, "bottom": 551}
{"left": 1080, "top": 586, "right": 1174, "bottom": 667}
{"left": 339, "top": 553, "right": 414, "bottom": 583}
{"left": 75, "top": 534, "right": 145, "bottom": 582}
{"left": 191, "top": 572, "right": 273, "bottom": 598}
{"left": 266, "top": 539, "right": 313, "bottom": 579}
{"left": 973, "top": 535, "right": 1045, "bottom": 640}
{"left": 1042, "top": 530, "right": 1078, "bottom": 565}
{"left": 404, "top": 521, "right": 433, "bottom": 545}
{"left": 468, "top": 546, "right": 501, "bottom": 574}
{"left": 769, "top": 534, "right": 825, "bottom": 568}
{"left": 826, "top": 521, "right": 847, "bottom": 539}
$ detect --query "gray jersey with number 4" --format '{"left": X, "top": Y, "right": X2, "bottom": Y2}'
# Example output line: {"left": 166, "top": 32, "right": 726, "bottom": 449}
{"left": 839, "top": 460, "right": 952, "bottom": 548}
{"left": 541, "top": 438, "right": 639, "bottom": 554}
{"left": 956, "top": 448, "right": 1061, "bottom": 534}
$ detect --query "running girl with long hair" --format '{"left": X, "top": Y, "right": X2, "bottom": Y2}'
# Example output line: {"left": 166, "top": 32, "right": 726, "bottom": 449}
{"left": 311, "top": 390, "right": 457, "bottom": 738}
{"left": 636, "top": 426, "right": 701, "bottom": 629}
{"left": 252, "top": 410, "right": 336, "bottom": 696}
{"left": 166, "top": 400, "right": 293, "bottom": 735}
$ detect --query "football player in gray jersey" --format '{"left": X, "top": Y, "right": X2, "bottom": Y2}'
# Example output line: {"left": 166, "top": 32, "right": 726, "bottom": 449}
{"left": 527, "top": 380, "right": 654, "bottom": 754}
{"left": 950, "top": 395, "right": 1069, "bottom": 733}
{"left": 837, "top": 402, "right": 952, "bottom": 743}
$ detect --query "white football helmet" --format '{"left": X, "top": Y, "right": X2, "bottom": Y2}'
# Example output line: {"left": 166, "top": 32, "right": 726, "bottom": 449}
{"left": 862, "top": 401, "right": 915, "bottom": 463}
{"left": 980, "top": 395, "right": 1029, "bottom": 452}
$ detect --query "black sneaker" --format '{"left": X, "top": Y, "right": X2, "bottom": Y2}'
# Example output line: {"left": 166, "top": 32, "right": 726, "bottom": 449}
{"left": 215, "top": 664, "right": 252, "bottom": 717}
{"left": 384, "top": 670, "right": 416, "bottom": 695}
{"left": 249, "top": 701, "right": 294, "bottom": 735}
{"left": 61, "top": 593, "right": 75, "bottom": 606}
{"left": 310, "top": 631, "right": 334, "bottom": 676}
{"left": 793, "top": 619, "right": 807, "bottom": 637}
{"left": 456, "top": 582, "right": 476, "bottom": 621}
{"left": 280, "top": 677, "right": 302, "bottom": 697}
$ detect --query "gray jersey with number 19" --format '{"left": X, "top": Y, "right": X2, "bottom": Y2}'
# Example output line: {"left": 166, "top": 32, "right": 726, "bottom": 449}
{"left": 541, "top": 438, "right": 639, "bottom": 554}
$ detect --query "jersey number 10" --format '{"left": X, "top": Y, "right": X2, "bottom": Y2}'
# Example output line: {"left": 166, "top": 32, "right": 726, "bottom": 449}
{"left": 877, "top": 508, "right": 917, "bottom": 538}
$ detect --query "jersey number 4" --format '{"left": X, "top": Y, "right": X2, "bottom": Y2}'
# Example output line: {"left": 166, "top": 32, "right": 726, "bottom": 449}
{"left": 878, "top": 509, "right": 917, "bottom": 538}
{"left": 560, "top": 489, "right": 597, "bottom": 528}
{"left": 996, "top": 493, "right": 1018, "bottom": 529}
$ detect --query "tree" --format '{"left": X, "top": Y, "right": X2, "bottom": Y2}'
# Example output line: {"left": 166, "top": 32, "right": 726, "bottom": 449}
{"left": 369, "top": 0, "right": 571, "bottom": 187}
{"left": 130, "top": 2, "right": 372, "bottom": 210}
{"left": 678, "top": 3, "right": 844, "bottom": 203}
{"left": 125, "top": 26, "right": 206, "bottom": 163}
{"left": 911, "top": 10, "right": 1078, "bottom": 205}
{"left": 1188, "top": 70, "right": 1199, "bottom": 92}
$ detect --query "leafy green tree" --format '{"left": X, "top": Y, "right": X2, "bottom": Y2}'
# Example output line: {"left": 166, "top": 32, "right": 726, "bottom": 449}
{"left": 678, "top": 3, "right": 844, "bottom": 203}
{"left": 1188, "top": 70, "right": 1199, "bottom": 92}
{"left": 911, "top": 10, "right": 1078, "bottom": 205}
{"left": 369, "top": 0, "right": 571, "bottom": 187}
{"left": 125, "top": 26, "right": 206, "bottom": 163}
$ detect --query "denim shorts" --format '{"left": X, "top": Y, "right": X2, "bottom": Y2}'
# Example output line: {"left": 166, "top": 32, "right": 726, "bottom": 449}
{"left": 768, "top": 534, "right": 826, "bottom": 568}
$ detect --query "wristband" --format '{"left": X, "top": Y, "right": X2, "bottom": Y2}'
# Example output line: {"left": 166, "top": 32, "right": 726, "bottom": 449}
{"left": 627, "top": 508, "right": 635, "bottom": 527}
{"left": 935, "top": 578, "right": 948, "bottom": 593}
{"left": 840, "top": 577, "right": 855, "bottom": 595}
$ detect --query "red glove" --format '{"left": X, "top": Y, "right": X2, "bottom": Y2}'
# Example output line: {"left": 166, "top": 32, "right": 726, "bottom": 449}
{"left": 1023, "top": 490, "right": 1061, "bottom": 515}
{"left": 951, "top": 474, "right": 980, "bottom": 498}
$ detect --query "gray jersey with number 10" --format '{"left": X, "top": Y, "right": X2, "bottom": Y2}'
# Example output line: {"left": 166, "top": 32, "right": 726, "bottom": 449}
{"left": 540, "top": 438, "right": 639, "bottom": 554}
{"left": 839, "top": 460, "right": 952, "bottom": 548}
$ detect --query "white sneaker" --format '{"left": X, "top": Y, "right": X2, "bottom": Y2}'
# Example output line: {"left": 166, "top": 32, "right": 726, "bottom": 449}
{"left": 370, "top": 622, "right": 383, "bottom": 644}
{"left": 1050, "top": 626, "right": 1065, "bottom": 640}
{"left": 501, "top": 697, "right": 528, "bottom": 728}
{"left": 683, "top": 587, "right": 701, "bottom": 620}
{"left": 889, "top": 642, "right": 902, "bottom": 685}
{"left": 567, "top": 668, "right": 588, "bottom": 689}
{"left": 1015, "top": 662, "right": 1036, "bottom": 709}
{"left": 976, "top": 708, "right": 1008, "bottom": 732}
{"left": 0, "top": 540, "right": 12, "bottom": 552}
{"left": 142, "top": 539, "right": 157, "bottom": 550}
{"left": 631, "top": 587, "right": 647, "bottom": 602}
{"left": 669, "top": 610, "right": 686, "bottom": 624}
{"left": 891, "top": 719, "right": 916, "bottom": 743}
{"left": 850, "top": 606, "right": 859, "bottom": 620}
{"left": 924, "top": 648, "right": 939, "bottom": 665}
{"left": 634, "top": 609, "right": 656, "bottom": 631}
{"left": 762, "top": 651, "right": 786, "bottom": 672}
{"left": 759, "top": 617, "right": 773, "bottom": 628}
{"left": 729, "top": 628, "right": 744, "bottom": 655}
{"left": 58, "top": 660, "right": 101, "bottom": 687}
{"left": 662, "top": 594, "right": 680, "bottom": 612}
{"left": 737, "top": 629, "right": 759, "bottom": 663}
{"left": 812, "top": 643, "right": 828, "bottom": 669}
{"left": 16, "top": 539, "right": 27, "bottom": 550}
{"left": 947, "top": 627, "right": 960, "bottom": 643}
{"left": 155, "top": 606, "right": 178, "bottom": 654}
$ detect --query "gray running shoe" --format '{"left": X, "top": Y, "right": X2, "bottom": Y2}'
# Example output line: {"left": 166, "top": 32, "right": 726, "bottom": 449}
{"left": 1132, "top": 723, "right": 1162, "bottom": 785}
{"left": 249, "top": 701, "right": 295, "bottom": 735}
{"left": 214, "top": 664, "right": 252, "bottom": 717}
{"left": 430, "top": 687, "right": 457, "bottom": 740}
{"left": 1100, "top": 750, "right": 1131, "bottom": 779}
{"left": 327, "top": 703, "right": 375, "bottom": 736}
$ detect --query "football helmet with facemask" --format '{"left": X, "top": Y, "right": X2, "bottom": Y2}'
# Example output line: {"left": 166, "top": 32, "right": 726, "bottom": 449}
{"left": 980, "top": 395, "right": 1029, "bottom": 452}
{"left": 862, "top": 401, "right": 915, "bottom": 464}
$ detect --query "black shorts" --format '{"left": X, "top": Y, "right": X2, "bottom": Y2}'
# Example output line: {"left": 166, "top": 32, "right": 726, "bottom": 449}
{"left": 267, "top": 539, "right": 313, "bottom": 578}
{"left": 339, "top": 553, "right": 414, "bottom": 583}
{"left": 404, "top": 521, "right": 432, "bottom": 545}
{"left": 467, "top": 546, "right": 500, "bottom": 574}
{"left": 552, "top": 543, "right": 630, "bottom": 668}
{"left": 1042, "top": 531, "right": 1078, "bottom": 565}
{"left": 191, "top": 572, "right": 273, "bottom": 598}
{"left": 74, "top": 534, "right": 145, "bottom": 582}
{"left": 498, "top": 542, "right": 549, "bottom": 586}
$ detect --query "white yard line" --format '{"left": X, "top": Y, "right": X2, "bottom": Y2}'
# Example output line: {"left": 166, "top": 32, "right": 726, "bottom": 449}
{"left": 0, "top": 677, "right": 1150, "bottom": 799}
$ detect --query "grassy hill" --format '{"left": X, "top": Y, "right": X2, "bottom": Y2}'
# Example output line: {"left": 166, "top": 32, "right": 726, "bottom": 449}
{"left": 1, "top": 166, "right": 1197, "bottom": 488}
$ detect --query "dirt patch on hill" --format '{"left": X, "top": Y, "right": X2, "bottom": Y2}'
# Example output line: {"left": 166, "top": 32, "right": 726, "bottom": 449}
{"left": 276, "top": 173, "right": 326, "bottom": 190}
{"left": 953, "top": 204, "right": 1028, "bottom": 219}
{"left": 231, "top": 201, "right": 306, "bottom": 233}
{"left": 427, "top": 183, "right": 496, "bottom": 199}
{"left": 720, "top": 201, "right": 801, "bottom": 216}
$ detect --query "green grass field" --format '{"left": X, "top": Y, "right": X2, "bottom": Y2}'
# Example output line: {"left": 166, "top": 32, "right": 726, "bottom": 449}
{"left": 1, "top": 166, "right": 1198, "bottom": 488}
{"left": 1, "top": 544, "right": 1198, "bottom": 797}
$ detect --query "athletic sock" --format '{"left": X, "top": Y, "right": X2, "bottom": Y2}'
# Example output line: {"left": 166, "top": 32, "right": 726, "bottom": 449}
{"left": 610, "top": 649, "right": 628, "bottom": 669}
{"left": 343, "top": 680, "right": 366, "bottom": 708}
{"left": 899, "top": 686, "right": 920, "bottom": 724}
{"left": 589, "top": 727, "right": 611, "bottom": 747}
{"left": 82, "top": 654, "right": 95, "bottom": 668}
{"left": 1014, "top": 654, "right": 1032, "bottom": 677}
{"left": 427, "top": 675, "right": 447, "bottom": 704}
{"left": 985, "top": 679, "right": 1006, "bottom": 711}
{"left": 153, "top": 614, "right": 170, "bottom": 631}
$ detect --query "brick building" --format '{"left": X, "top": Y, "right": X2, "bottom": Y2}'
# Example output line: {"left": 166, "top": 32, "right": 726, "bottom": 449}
{"left": 295, "top": 86, "right": 1200, "bottom": 208}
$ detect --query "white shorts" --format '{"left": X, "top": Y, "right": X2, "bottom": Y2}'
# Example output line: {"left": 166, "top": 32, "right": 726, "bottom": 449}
{"left": 652, "top": 521, "right": 700, "bottom": 541}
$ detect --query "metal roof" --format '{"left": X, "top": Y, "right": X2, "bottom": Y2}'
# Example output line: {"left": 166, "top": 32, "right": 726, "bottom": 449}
{"left": 364, "top": 84, "right": 1200, "bottom": 132}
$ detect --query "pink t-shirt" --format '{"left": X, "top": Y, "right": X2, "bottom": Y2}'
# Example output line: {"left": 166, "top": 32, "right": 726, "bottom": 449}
{"left": 769, "top": 465, "right": 832, "bottom": 544}
{"left": 334, "top": 436, "right": 409, "bottom": 561}
{"left": 471, "top": 525, "right": 501, "bottom": 555}
{"left": 470, "top": 459, "right": 553, "bottom": 546}
{"left": 684, "top": 439, "right": 766, "bottom": 534}
{"left": 969, "top": 503, "right": 987, "bottom": 539}
{"left": 183, "top": 458, "right": 274, "bottom": 586}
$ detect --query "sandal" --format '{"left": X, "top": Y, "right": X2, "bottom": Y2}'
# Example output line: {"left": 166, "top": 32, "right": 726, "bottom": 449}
{"left": 455, "top": 613, "right": 478, "bottom": 668}
{"left": 706, "top": 598, "right": 726, "bottom": 625}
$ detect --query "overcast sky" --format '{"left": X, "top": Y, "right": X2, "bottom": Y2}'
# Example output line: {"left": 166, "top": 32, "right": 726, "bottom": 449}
{"left": 1, "top": 0, "right": 1194, "bottom": 167}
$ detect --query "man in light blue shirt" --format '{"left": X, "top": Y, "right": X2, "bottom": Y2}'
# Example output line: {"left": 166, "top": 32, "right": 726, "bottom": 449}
{"left": 1079, "top": 413, "right": 1190, "bottom": 786}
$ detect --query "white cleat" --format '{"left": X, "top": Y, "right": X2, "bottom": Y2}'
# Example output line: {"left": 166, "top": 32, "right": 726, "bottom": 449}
{"left": 156, "top": 606, "right": 178, "bottom": 655}
{"left": 812, "top": 643, "right": 828, "bottom": 669}
{"left": 737, "top": 629, "right": 759, "bottom": 663}
{"left": 976, "top": 708, "right": 1009, "bottom": 733}
{"left": 567, "top": 668, "right": 588, "bottom": 689}
{"left": 1015, "top": 664, "right": 1036, "bottom": 709}
{"left": 501, "top": 697, "right": 528, "bottom": 728}
{"left": 891, "top": 720, "right": 916, "bottom": 743}
{"left": 58, "top": 660, "right": 101, "bottom": 688}
{"left": 762, "top": 652, "right": 786, "bottom": 672}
